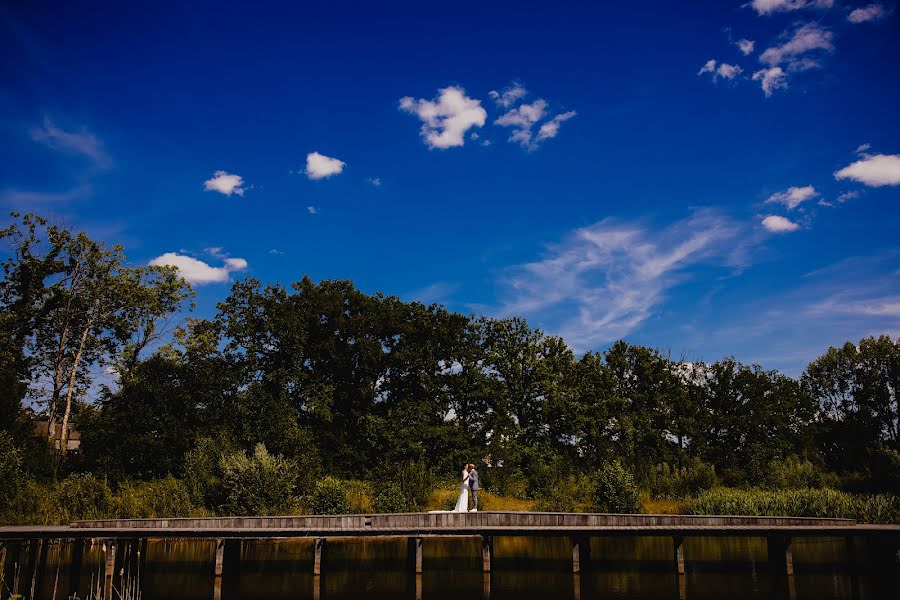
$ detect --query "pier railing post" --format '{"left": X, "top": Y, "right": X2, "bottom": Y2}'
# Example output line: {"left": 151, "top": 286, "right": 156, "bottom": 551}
{"left": 69, "top": 539, "right": 84, "bottom": 597}
{"left": 673, "top": 536, "right": 685, "bottom": 575}
{"left": 214, "top": 538, "right": 225, "bottom": 576}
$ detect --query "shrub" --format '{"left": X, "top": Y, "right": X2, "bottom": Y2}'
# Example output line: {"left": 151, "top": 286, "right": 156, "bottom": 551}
{"left": 594, "top": 461, "right": 641, "bottom": 513}
{"left": 867, "top": 446, "right": 900, "bottom": 495}
{"left": 183, "top": 435, "right": 237, "bottom": 509}
{"left": 533, "top": 488, "right": 576, "bottom": 513}
{"left": 55, "top": 473, "right": 115, "bottom": 521}
{"left": 686, "top": 487, "right": 900, "bottom": 524}
{"left": 116, "top": 476, "right": 194, "bottom": 518}
{"left": 342, "top": 480, "right": 374, "bottom": 513}
{"left": 396, "top": 461, "right": 435, "bottom": 511}
{"left": 495, "top": 468, "right": 529, "bottom": 499}
{"left": 373, "top": 482, "right": 407, "bottom": 513}
{"left": 0, "top": 432, "right": 22, "bottom": 510}
{"left": 765, "top": 456, "right": 838, "bottom": 490}
{"left": 306, "top": 476, "right": 352, "bottom": 515}
{"left": 219, "top": 443, "right": 300, "bottom": 516}
{"left": 647, "top": 459, "right": 718, "bottom": 499}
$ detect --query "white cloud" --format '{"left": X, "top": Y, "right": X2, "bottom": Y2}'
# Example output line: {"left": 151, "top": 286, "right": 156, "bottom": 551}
{"left": 698, "top": 59, "right": 743, "bottom": 80}
{"left": 307, "top": 205, "right": 318, "bottom": 214}
{"left": 736, "top": 39, "right": 756, "bottom": 55}
{"left": 495, "top": 99, "right": 547, "bottom": 147}
{"left": 760, "top": 23, "right": 834, "bottom": 68}
{"left": 305, "top": 151, "right": 345, "bottom": 180}
{"left": 837, "top": 190, "right": 860, "bottom": 202}
{"left": 203, "top": 171, "right": 246, "bottom": 196}
{"left": 856, "top": 143, "right": 872, "bottom": 154}
{"left": 750, "top": 0, "right": 833, "bottom": 15}
{"left": 367, "top": 177, "right": 382, "bottom": 187}
{"left": 834, "top": 154, "right": 900, "bottom": 187}
{"left": 761, "top": 215, "right": 800, "bottom": 233}
{"left": 488, "top": 84, "right": 528, "bottom": 108}
{"left": 848, "top": 4, "right": 887, "bottom": 23}
{"left": 149, "top": 252, "right": 247, "bottom": 285}
{"left": 268, "top": 248, "right": 285, "bottom": 255}
{"left": 811, "top": 294, "right": 900, "bottom": 318}
{"left": 30, "top": 117, "right": 111, "bottom": 168}
{"left": 536, "top": 111, "right": 577, "bottom": 143}
{"left": 399, "top": 86, "right": 487, "bottom": 149}
{"left": 752, "top": 67, "right": 788, "bottom": 96}
{"left": 495, "top": 210, "right": 744, "bottom": 351}
{"left": 766, "top": 185, "right": 817, "bottom": 209}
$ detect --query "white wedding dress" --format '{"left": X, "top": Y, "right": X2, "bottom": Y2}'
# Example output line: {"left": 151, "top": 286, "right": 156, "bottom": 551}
{"left": 453, "top": 469, "right": 470, "bottom": 512}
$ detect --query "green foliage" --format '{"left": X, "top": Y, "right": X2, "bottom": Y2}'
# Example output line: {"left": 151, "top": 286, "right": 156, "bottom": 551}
{"left": 373, "top": 482, "right": 407, "bottom": 513}
{"left": 647, "top": 459, "right": 718, "bottom": 499}
{"left": 533, "top": 487, "right": 577, "bottom": 512}
{"left": 593, "top": 461, "right": 641, "bottom": 513}
{"left": 115, "top": 476, "right": 194, "bottom": 518}
{"left": 183, "top": 435, "right": 235, "bottom": 508}
{"left": 55, "top": 473, "right": 115, "bottom": 521}
{"left": 306, "top": 476, "right": 352, "bottom": 515}
{"left": 764, "top": 456, "right": 838, "bottom": 490}
{"left": 0, "top": 432, "right": 22, "bottom": 508}
{"left": 866, "top": 446, "right": 900, "bottom": 494}
{"left": 219, "top": 443, "right": 300, "bottom": 516}
{"left": 395, "top": 460, "right": 435, "bottom": 511}
{"left": 687, "top": 487, "right": 900, "bottom": 524}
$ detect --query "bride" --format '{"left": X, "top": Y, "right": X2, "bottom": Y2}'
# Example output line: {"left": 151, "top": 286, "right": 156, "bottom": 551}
{"left": 453, "top": 465, "right": 470, "bottom": 513}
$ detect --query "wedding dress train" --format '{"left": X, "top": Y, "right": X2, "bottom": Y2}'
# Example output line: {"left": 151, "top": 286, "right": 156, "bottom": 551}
{"left": 453, "top": 469, "right": 470, "bottom": 512}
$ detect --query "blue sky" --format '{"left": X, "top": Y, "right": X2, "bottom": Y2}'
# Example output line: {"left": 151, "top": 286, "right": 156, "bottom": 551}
{"left": 2, "top": 0, "right": 899, "bottom": 375}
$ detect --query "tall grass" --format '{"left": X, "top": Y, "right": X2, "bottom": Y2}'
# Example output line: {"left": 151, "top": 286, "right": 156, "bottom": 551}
{"left": 687, "top": 487, "right": 900, "bottom": 524}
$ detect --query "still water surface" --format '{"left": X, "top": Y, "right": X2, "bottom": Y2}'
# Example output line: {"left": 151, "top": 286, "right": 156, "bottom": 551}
{"left": 17, "top": 536, "right": 900, "bottom": 600}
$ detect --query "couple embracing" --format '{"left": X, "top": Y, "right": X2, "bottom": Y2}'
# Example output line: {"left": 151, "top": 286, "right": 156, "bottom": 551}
{"left": 453, "top": 463, "right": 479, "bottom": 512}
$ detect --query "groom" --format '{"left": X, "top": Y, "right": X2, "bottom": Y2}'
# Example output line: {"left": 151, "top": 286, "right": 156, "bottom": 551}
{"left": 467, "top": 464, "right": 479, "bottom": 511}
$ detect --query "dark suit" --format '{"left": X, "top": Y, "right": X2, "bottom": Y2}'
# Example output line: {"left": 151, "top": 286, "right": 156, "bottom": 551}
{"left": 468, "top": 469, "right": 479, "bottom": 510}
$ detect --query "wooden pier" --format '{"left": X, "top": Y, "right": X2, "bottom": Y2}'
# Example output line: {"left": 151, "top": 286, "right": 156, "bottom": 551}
{"left": 2, "top": 512, "right": 899, "bottom": 599}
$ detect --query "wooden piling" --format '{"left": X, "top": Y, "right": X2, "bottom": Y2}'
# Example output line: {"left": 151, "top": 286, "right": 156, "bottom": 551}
{"left": 673, "top": 536, "right": 685, "bottom": 575}
{"left": 767, "top": 536, "right": 793, "bottom": 576}
{"left": 572, "top": 537, "right": 581, "bottom": 574}
{"left": 69, "top": 539, "right": 84, "bottom": 597}
{"left": 415, "top": 537, "right": 423, "bottom": 574}
{"left": 214, "top": 538, "right": 225, "bottom": 576}
{"left": 104, "top": 541, "right": 116, "bottom": 600}
{"left": 481, "top": 536, "right": 492, "bottom": 573}
{"left": 314, "top": 538, "right": 324, "bottom": 576}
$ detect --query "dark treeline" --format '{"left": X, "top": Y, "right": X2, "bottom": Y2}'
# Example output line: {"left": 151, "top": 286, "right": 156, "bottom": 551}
{"left": 1, "top": 213, "right": 899, "bottom": 519}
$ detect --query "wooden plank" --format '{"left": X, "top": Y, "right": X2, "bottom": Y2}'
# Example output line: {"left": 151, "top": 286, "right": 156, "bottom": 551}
{"left": 313, "top": 538, "right": 324, "bottom": 576}
{"left": 673, "top": 536, "right": 685, "bottom": 575}
{"left": 104, "top": 541, "right": 116, "bottom": 600}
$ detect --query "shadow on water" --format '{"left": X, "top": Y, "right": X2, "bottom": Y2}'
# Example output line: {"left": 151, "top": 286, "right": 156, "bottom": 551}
{"left": 3, "top": 536, "right": 898, "bottom": 600}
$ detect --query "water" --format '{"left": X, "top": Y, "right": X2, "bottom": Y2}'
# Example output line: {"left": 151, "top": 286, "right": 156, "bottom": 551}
{"left": 4, "top": 536, "right": 898, "bottom": 600}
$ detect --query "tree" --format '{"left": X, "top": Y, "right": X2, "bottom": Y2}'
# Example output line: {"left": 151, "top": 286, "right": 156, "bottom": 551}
{"left": 0, "top": 213, "right": 192, "bottom": 461}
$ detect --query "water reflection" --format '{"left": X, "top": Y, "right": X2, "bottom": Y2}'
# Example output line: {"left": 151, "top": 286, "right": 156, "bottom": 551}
{"left": 4, "top": 536, "right": 897, "bottom": 600}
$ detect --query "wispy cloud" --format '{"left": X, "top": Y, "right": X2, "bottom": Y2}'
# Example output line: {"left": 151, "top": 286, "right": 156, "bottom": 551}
{"left": 848, "top": 4, "right": 888, "bottom": 23}
{"left": 752, "top": 66, "right": 788, "bottom": 96}
{"left": 760, "top": 23, "right": 834, "bottom": 70}
{"left": 367, "top": 177, "right": 382, "bottom": 187}
{"left": 149, "top": 252, "right": 248, "bottom": 285}
{"left": 495, "top": 210, "right": 745, "bottom": 351}
{"left": 307, "top": 205, "right": 319, "bottom": 214}
{"left": 30, "top": 117, "right": 111, "bottom": 168}
{"left": 749, "top": 0, "right": 833, "bottom": 16}
{"left": 0, "top": 185, "right": 91, "bottom": 208}
{"left": 399, "top": 86, "right": 487, "bottom": 149}
{"left": 698, "top": 59, "right": 743, "bottom": 80}
{"left": 765, "top": 185, "right": 817, "bottom": 209}
{"left": 488, "top": 84, "right": 528, "bottom": 108}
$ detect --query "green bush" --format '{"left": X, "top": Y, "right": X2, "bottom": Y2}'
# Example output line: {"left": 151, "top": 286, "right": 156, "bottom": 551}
{"left": 594, "top": 461, "right": 641, "bottom": 513}
{"left": 342, "top": 479, "right": 374, "bottom": 513}
{"left": 765, "top": 456, "right": 838, "bottom": 490}
{"left": 306, "top": 476, "right": 352, "bottom": 515}
{"left": 867, "top": 446, "right": 900, "bottom": 495}
{"left": 534, "top": 488, "right": 576, "bottom": 512}
{"left": 116, "top": 476, "right": 194, "bottom": 518}
{"left": 396, "top": 461, "right": 434, "bottom": 511}
{"left": 687, "top": 487, "right": 900, "bottom": 524}
{"left": 0, "top": 432, "right": 22, "bottom": 511}
{"left": 219, "top": 443, "right": 300, "bottom": 516}
{"left": 183, "top": 435, "right": 238, "bottom": 508}
{"left": 647, "top": 459, "right": 718, "bottom": 499}
{"left": 56, "top": 473, "right": 115, "bottom": 521}
{"left": 373, "top": 482, "right": 407, "bottom": 513}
